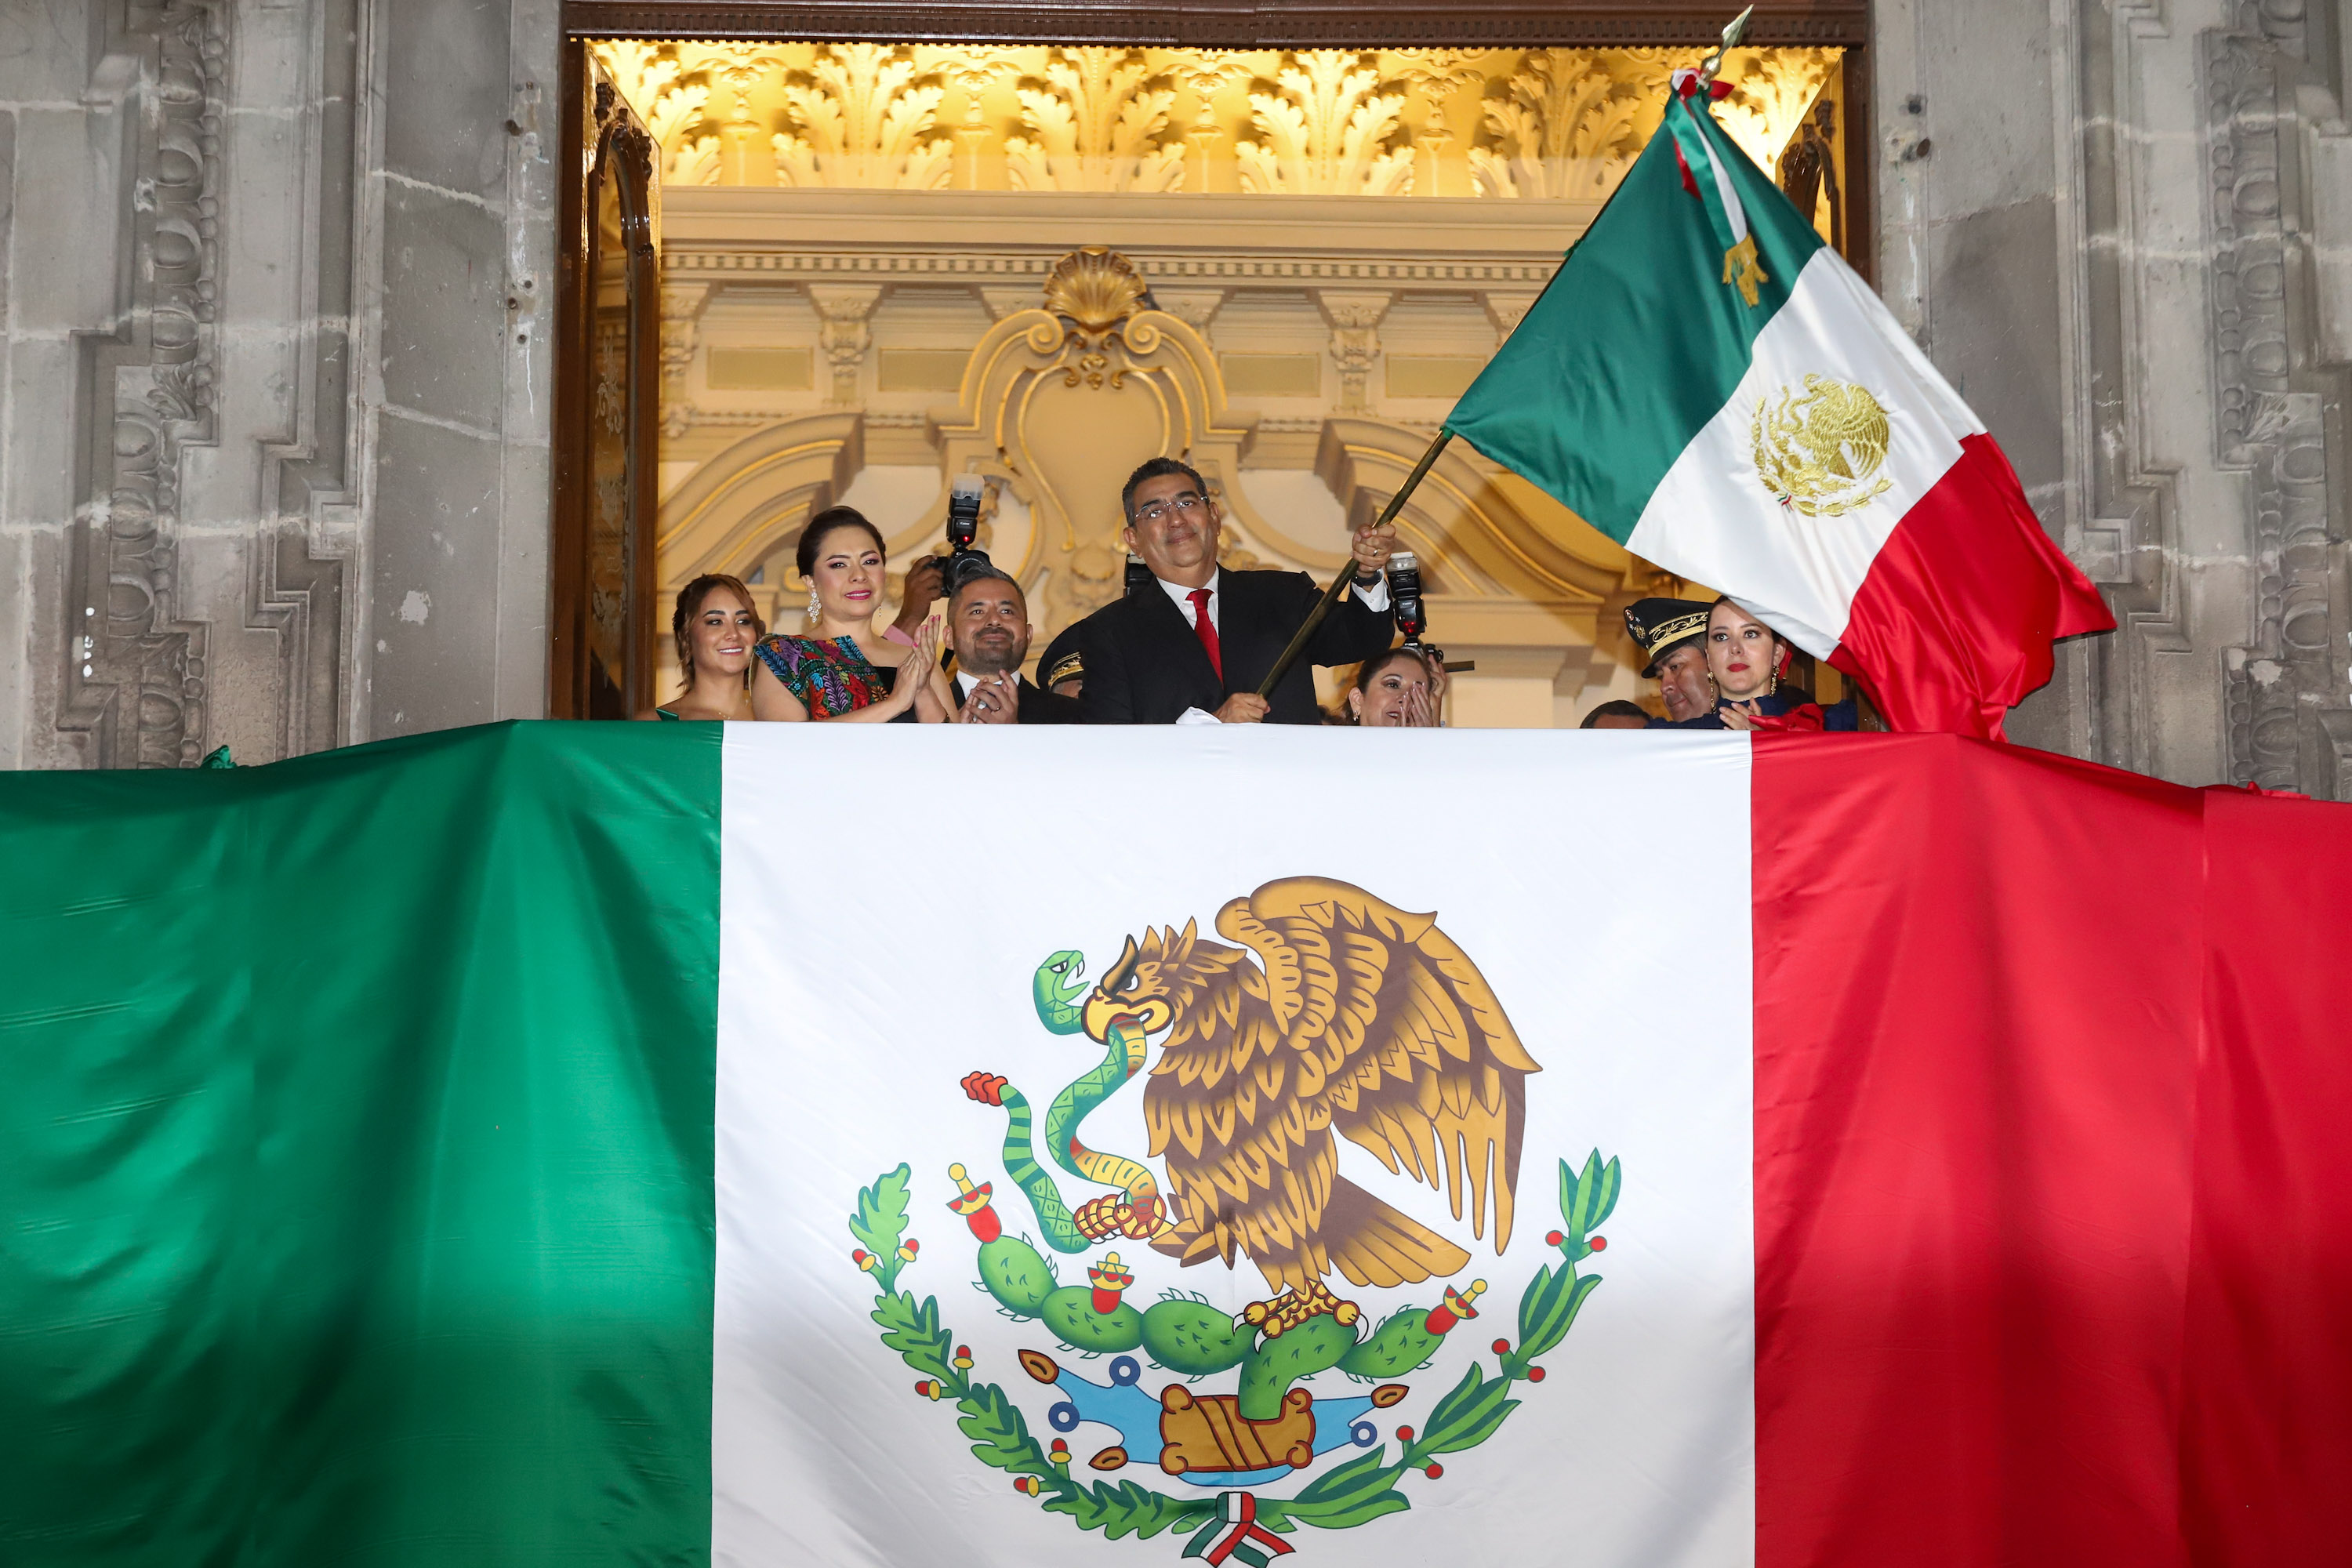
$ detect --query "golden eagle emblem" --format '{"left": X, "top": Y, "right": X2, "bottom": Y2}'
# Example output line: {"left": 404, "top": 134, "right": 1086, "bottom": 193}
{"left": 1750, "top": 372, "right": 1893, "bottom": 517}
{"left": 1080, "top": 877, "right": 1541, "bottom": 1333}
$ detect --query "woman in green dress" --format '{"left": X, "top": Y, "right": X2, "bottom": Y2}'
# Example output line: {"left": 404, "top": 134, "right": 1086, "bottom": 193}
{"left": 637, "top": 572, "right": 761, "bottom": 721}
{"left": 751, "top": 506, "right": 949, "bottom": 723}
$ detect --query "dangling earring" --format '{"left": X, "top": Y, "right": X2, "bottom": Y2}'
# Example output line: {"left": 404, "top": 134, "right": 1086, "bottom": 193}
{"left": 805, "top": 584, "right": 822, "bottom": 622}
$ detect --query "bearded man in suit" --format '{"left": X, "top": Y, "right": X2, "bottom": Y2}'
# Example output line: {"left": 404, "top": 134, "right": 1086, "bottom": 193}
{"left": 946, "top": 565, "right": 1081, "bottom": 724}
{"left": 1076, "top": 457, "right": 1399, "bottom": 724}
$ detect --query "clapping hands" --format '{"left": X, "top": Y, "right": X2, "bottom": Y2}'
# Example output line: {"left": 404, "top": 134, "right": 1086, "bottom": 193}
{"left": 960, "top": 671, "right": 1020, "bottom": 724}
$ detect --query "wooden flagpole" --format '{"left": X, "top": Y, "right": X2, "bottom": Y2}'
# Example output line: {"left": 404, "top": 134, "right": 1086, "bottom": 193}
{"left": 1254, "top": 6, "right": 1754, "bottom": 704}
{"left": 1252, "top": 428, "right": 1453, "bottom": 700}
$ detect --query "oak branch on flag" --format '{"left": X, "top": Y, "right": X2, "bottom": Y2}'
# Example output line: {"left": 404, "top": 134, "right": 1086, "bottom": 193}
{"left": 1443, "top": 81, "right": 2113, "bottom": 740}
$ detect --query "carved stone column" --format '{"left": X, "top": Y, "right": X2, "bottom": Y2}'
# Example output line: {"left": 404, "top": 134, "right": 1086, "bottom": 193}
{"left": 660, "top": 283, "right": 713, "bottom": 438}
{"left": 1923, "top": 0, "right": 2352, "bottom": 792}
{"left": 1316, "top": 290, "right": 1392, "bottom": 414}
{"left": 808, "top": 283, "right": 884, "bottom": 407}
{"left": 975, "top": 285, "right": 1036, "bottom": 321}
{"left": 1481, "top": 291, "right": 1539, "bottom": 348}
{"left": 8, "top": 0, "right": 562, "bottom": 767}
{"left": 1156, "top": 290, "right": 1228, "bottom": 338}
{"left": 56, "top": 0, "right": 228, "bottom": 769}
{"left": 2205, "top": 13, "right": 2352, "bottom": 793}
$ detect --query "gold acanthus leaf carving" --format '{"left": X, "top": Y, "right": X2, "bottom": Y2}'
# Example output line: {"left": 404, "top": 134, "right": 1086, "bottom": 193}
{"left": 590, "top": 41, "right": 720, "bottom": 185}
{"left": 593, "top": 40, "right": 676, "bottom": 123}
{"left": 1005, "top": 49, "right": 1186, "bottom": 194}
{"left": 1713, "top": 50, "right": 1840, "bottom": 179}
{"left": 1236, "top": 51, "right": 1414, "bottom": 196}
{"left": 588, "top": 40, "right": 1846, "bottom": 201}
{"left": 1469, "top": 50, "right": 1647, "bottom": 199}
{"left": 771, "top": 44, "right": 953, "bottom": 191}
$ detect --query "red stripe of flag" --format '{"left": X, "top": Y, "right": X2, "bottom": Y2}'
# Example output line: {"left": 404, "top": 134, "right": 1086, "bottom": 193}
{"left": 1828, "top": 435, "right": 2114, "bottom": 741}
{"left": 1751, "top": 733, "right": 2352, "bottom": 1565}
{"left": 2180, "top": 788, "right": 2352, "bottom": 1561}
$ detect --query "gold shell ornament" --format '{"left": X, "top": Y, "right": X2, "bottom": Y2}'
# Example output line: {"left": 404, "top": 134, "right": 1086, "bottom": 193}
{"left": 1750, "top": 373, "right": 1894, "bottom": 517}
{"left": 1043, "top": 246, "right": 1150, "bottom": 340}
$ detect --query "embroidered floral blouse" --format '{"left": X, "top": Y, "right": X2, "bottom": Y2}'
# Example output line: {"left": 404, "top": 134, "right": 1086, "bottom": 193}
{"left": 753, "top": 634, "right": 896, "bottom": 719}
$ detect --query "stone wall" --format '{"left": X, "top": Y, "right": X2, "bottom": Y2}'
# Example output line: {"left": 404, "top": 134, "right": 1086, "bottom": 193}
{"left": 4, "top": 2, "right": 2348, "bottom": 785}
{"left": 1878, "top": 0, "right": 2352, "bottom": 793}
{"left": 0, "top": 0, "right": 561, "bottom": 770}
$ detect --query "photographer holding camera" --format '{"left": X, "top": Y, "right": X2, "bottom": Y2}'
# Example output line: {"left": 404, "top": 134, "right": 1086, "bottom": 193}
{"left": 880, "top": 473, "right": 1000, "bottom": 653}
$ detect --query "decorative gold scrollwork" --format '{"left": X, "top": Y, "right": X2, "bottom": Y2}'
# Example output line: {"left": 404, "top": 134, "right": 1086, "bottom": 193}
{"left": 1041, "top": 248, "right": 1155, "bottom": 388}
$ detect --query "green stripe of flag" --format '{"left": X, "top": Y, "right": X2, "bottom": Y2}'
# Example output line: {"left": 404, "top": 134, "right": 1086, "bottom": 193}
{"left": 0, "top": 722, "right": 723, "bottom": 1566}
{"left": 1445, "top": 96, "right": 1826, "bottom": 542}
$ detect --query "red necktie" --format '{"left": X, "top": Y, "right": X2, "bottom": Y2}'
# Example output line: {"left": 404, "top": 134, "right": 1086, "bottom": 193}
{"left": 1186, "top": 587, "right": 1222, "bottom": 681}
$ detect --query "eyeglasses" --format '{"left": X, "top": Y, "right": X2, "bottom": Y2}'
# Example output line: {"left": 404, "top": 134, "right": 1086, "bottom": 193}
{"left": 1132, "top": 493, "right": 1207, "bottom": 525}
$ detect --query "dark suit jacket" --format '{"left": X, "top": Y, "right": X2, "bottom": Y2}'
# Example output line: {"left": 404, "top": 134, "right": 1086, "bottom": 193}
{"left": 952, "top": 673, "right": 1082, "bottom": 724}
{"left": 1076, "top": 569, "right": 1394, "bottom": 725}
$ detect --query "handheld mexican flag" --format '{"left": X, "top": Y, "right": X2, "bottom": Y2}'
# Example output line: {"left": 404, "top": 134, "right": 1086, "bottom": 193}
{"left": 5, "top": 722, "right": 2351, "bottom": 1566}
{"left": 1444, "top": 76, "right": 2113, "bottom": 739}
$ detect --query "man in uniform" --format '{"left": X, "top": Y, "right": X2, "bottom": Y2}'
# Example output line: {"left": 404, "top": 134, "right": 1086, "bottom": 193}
{"left": 1622, "top": 597, "right": 1717, "bottom": 724}
{"left": 1036, "top": 622, "right": 1085, "bottom": 702}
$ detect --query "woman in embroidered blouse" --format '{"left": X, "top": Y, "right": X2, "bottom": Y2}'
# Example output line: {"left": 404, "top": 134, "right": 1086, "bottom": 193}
{"left": 752, "top": 506, "right": 951, "bottom": 723}
{"left": 638, "top": 573, "right": 760, "bottom": 721}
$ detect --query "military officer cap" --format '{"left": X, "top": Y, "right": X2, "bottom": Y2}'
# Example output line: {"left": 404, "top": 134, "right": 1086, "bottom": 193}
{"left": 1623, "top": 597, "right": 1714, "bottom": 677}
{"left": 1038, "top": 622, "right": 1085, "bottom": 691}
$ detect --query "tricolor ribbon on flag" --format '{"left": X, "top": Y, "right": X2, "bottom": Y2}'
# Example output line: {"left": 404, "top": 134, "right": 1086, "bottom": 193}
{"left": 1663, "top": 76, "right": 1766, "bottom": 308}
{"left": 1180, "top": 1492, "right": 1294, "bottom": 1567}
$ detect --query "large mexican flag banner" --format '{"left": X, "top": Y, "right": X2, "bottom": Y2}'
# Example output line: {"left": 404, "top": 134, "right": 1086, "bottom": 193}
{"left": 5, "top": 723, "right": 2350, "bottom": 1566}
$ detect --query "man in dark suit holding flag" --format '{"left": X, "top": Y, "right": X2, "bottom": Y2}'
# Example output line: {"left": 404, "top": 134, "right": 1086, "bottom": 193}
{"left": 1075, "top": 457, "right": 1399, "bottom": 725}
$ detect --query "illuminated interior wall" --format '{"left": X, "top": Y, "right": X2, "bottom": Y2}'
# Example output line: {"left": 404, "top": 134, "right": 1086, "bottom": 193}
{"left": 601, "top": 41, "right": 1850, "bottom": 724}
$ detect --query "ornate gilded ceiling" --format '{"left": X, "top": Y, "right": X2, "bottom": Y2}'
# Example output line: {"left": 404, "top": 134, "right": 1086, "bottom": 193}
{"left": 591, "top": 41, "right": 1843, "bottom": 206}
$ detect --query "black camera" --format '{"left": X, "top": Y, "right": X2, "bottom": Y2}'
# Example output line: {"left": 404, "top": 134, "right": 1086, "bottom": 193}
{"left": 1386, "top": 552, "right": 1426, "bottom": 648}
{"left": 940, "top": 473, "right": 998, "bottom": 597}
{"left": 1385, "top": 551, "right": 1470, "bottom": 673}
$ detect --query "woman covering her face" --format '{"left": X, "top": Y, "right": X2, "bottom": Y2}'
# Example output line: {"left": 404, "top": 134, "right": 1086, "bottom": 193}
{"left": 639, "top": 573, "right": 764, "bottom": 721}
{"left": 1347, "top": 646, "right": 1447, "bottom": 728}
{"left": 1659, "top": 597, "right": 1825, "bottom": 731}
{"left": 750, "top": 506, "right": 954, "bottom": 723}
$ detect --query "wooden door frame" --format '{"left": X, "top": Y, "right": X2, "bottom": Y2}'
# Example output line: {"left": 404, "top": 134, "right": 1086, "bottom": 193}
{"left": 550, "top": 44, "right": 665, "bottom": 719}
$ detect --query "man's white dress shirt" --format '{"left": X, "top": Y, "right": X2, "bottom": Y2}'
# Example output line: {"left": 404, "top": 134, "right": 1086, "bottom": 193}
{"left": 1162, "top": 567, "right": 1391, "bottom": 724}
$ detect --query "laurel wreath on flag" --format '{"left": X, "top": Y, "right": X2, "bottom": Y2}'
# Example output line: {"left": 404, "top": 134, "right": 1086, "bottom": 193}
{"left": 849, "top": 1149, "right": 1621, "bottom": 1559}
